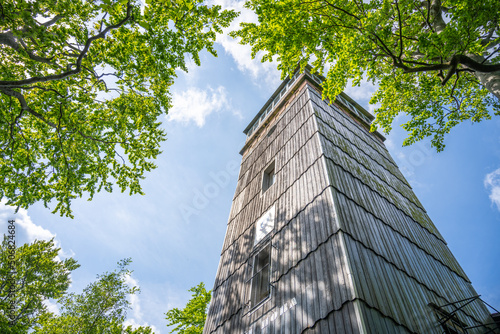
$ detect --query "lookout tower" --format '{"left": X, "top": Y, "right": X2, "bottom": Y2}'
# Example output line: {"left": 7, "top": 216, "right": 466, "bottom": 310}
{"left": 203, "top": 68, "right": 498, "bottom": 333}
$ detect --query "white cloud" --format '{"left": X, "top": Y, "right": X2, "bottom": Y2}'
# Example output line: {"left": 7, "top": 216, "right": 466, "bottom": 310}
{"left": 124, "top": 318, "right": 161, "bottom": 334}
{"left": 0, "top": 201, "right": 74, "bottom": 260}
{"left": 124, "top": 275, "right": 143, "bottom": 321}
{"left": 344, "top": 79, "right": 376, "bottom": 104}
{"left": 44, "top": 299, "right": 60, "bottom": 315}
{"left": 384, "top": 138, "right": 396, "bottom": 151}
{"left": 211, "top": 0, "right": 280, "bottom": 86}
{"left": 177, "top": 57, "right": 203, "bottom": 83}
{"left": 0, "top": 201, "right": 55, "bottom": 242}
{"left": 123, "top": 274, "right": 161, "bottom": 333}
{"left": 484, "top": 168, "right": 500, "bottom": 211}
{"left": 167, "top": 86, "right": 233, "bottom": 127}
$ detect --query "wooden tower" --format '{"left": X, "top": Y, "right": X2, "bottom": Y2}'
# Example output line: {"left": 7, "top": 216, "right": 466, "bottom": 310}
{"left": 203, "top": 69, "right": 498, "bottom": 334}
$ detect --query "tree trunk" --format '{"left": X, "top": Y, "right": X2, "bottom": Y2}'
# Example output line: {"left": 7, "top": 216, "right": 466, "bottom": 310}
{"left": 474, "top": 71, "right": 500, "bottom": 100}
{"left": 468, "top": 54, "right": 500, "bottom": 100}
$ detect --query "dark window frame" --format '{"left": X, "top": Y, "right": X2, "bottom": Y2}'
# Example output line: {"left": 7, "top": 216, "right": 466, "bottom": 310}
{"left": 248, "top": 243, "right": 272, "bottom": 308}
{"left": 262, "top": 160, "right": 276, "bottom": 193}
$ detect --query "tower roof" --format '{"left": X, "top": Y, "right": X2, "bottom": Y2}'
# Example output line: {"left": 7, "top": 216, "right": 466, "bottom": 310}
{"left": 241, "top": 65, "right": 383, "bottom": 156}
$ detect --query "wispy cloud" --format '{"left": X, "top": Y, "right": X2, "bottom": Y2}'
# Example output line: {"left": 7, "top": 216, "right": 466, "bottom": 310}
{"left": 0, "top": 202, "right": 74, "bottom": 260}
{"left": 124, "top": 318, "right": 160, "bottom": 334}
{"left": 211, "top": 0, "right": 280, "bottom": 86}
{"left": 167, "top": 86, "right": 233, "bottom": 127}
{"left": 123, "top": 274, "right": 161, "bottom": 333}
{"left": 0, "top": 201, "right": 54, "bottom": 241}
{"left": 44, "top": 299, "right": 60, "bottom": 316}
{"left": 484, "top": 168, "right": 500, "bottom": 211}
{"left": 124, "top": 275, "right": 143, "bottom": 321}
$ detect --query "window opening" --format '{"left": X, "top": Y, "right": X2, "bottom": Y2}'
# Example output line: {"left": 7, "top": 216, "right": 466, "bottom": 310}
{"left": 273, "top": 90, "right": 282, "bottom": 106}
{"left": 267, "top": 125, "right": 277, "bottom": 137}
{"left": 249, "top": 244, "right": 271, "bottom": 307}
{"left": 266, "top": 104, "right": 272, "bottom": 116}
{"left": 262, "top": 160, "right": 276, "bottom": 193}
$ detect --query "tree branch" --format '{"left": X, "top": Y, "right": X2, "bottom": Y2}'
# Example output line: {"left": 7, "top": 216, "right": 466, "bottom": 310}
{"left": 75, "top": 128, "right": 127, "bottom": 145}
{"left": 23, "top": 85, "right": 66, "bottom": 98}
{"left": 481, "top": 25, "right": 498, "bottom": 45}
{"left": 395, "top": 0, "right": 404, "bottom": 59}
{"left": 441, "top": 55, "right": 459, "bottom": 85}
{"left": 456, "top": 54, "right": 500, "bottom": 72}
{"left": 40, "top": 15, "right": 63, "bottom": 27}
{"left": 412, "top": 0, "right": 435, "bottom": 33}
{"left": 0, "top": 31, "right": 56, "bottom": 64}
{"left": 0, "top": 2, "right": 133, "bottom": 89}
{"left": 322, "top": 0, "right": 360, "bottom": 20}
{"left": 449, "top": 71, "right": 460, "bottom": 99}
{"left": 18, "top": 37, "right": 55, "bottom": 64}
{"left": 482, "top": 45, "right": 500, "bottom": 64}
{"left": 0, "top": 88, "right": 58, "bottom": 128}
{"left": 394, "top": 54, "right": 500, "bottom": 75}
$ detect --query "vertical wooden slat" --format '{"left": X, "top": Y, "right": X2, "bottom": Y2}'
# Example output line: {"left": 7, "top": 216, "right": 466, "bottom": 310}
{"left": 205, "top": 76, "right": 491, "bottom": 334}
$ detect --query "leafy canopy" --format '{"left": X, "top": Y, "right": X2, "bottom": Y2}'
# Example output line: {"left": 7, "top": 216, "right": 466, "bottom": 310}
{"left": 233, "top": 0, "right": 500, "bottom": 151}
{"left": 33, "top": 258, "right": 153, "bottom": 334}
{"left": 165, "top": 282, "right": 211, "bottom": 334}
{"left": 0, "top": 238, "right": 79, "bottom": 333}
{"left": 0, "top": 240, "right": 152, "bottom": 333}
{"left": 0, "top": 0, "right": 237, "bottom": 217}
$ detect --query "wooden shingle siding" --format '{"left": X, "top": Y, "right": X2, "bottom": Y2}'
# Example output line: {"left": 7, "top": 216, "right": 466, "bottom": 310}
{"left": 355, "top": 300, "right": 413, "bottom": 333}
{"left": 324, "top": 160, "right": 443, "bottom": 241}
{"left": 206, "top": 84, "right": 339, "bottom": 333}
{"left": 204, "top": 76, "right": 497, "bottom": 334}
{"left": 316, "top": 118, "right": 419, "bottom": 210}
{"left": 344, "top": 233, "right": 491, "bottom": 333}
{"left": 307, "top": 89, "right": 395, "bottom": 167}
{"left": 311, "top": 100, "right": 407, "bottom": 185}
{"left": 334, "top": 191, "right": 467, "bottom": 280}
{"left": 311, "top": 84, "right": 493, "bottom": 332}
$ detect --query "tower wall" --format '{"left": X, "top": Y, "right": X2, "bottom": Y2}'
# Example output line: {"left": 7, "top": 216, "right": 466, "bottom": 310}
{"left": 203, "top": 73, "right": 496, "bottom": 334}
{"left": 309, "top": 87, "right": 492, "bottom": 332}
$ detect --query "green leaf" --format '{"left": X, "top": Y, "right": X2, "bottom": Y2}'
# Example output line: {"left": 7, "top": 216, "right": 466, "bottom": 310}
{"left": 0, "top": 0, "right": 238, "bottom": 217}
{"left": 233, "top": 0, "right": 500, "bottom": 151}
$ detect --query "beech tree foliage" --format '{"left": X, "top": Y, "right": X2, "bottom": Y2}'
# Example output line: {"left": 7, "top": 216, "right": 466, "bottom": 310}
{"left": 0, "top": 241, "right": 151, "bottom": 333}
{"left": 0, "top": 239, "right": 79, "bottom": 333}
{"left": 33, "top": 258, "right": 153, "bottom": 334}
{"left": 165, "top": 282, "right": 210, "bottom": 334}
{"left": 0, "top": 0, "right": 237, "bottom": 216}
{"left": 234, "top": 0, "right": 500, "bottom": 150}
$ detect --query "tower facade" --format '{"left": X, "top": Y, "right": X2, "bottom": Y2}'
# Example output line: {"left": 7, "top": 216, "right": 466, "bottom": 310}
{"left": 203, "top": 69, "right": 497, "bottom": 333}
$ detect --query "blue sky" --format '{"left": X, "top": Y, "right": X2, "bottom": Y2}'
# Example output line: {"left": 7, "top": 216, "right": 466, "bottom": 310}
{"left": 1, "top": 1, "right": 500, "bottom": 332}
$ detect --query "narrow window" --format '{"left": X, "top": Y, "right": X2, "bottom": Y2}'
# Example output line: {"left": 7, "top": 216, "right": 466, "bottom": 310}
{"left": 250, "top": 244, "right": 271, "bottom": 307}
{"left": 267, "top": 125, "right": 276, "bottom": 137}
{"left": 262, "top": 161, "right": 276, "bottom": 193}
